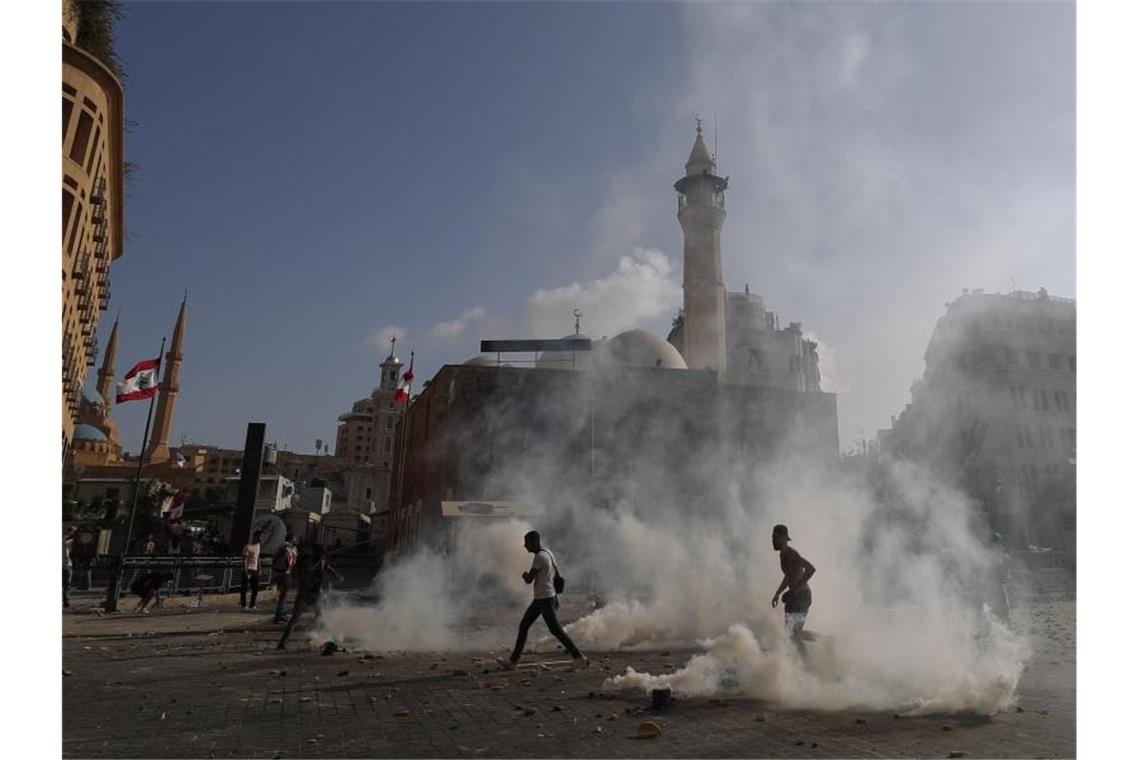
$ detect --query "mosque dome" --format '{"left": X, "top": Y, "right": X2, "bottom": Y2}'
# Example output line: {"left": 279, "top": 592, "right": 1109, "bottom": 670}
{"left": 73, "top": 424, "right": 108, "bottom": 441}
{"left": 536, "top": 335, "right": 593, "bottom": 370}
{"left": 595, "top": 329, "right": 688, "bottom": 370}
{"left": 82, "top": 387, "right": 105, "bottom": 406}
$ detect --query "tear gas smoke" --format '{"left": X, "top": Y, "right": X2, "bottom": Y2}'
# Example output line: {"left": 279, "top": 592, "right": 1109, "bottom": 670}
{"left": 315, "top": 518, "right": 533, "bottom": 651}
{"left": 315, "top": 376, "right": 1029, "bottom": 716}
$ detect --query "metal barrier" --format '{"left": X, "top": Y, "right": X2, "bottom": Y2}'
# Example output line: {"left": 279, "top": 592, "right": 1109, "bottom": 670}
{"left": 115, "top": 555, "right": 274, "bottom": 598}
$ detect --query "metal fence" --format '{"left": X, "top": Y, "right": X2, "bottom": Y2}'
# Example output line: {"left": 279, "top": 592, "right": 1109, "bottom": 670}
{"left": 114, "top": 555, "right": 274, "bottom": 598}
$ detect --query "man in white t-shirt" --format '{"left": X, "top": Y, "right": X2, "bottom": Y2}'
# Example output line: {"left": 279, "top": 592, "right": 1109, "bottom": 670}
{"left": 502, "top": 530, "right": 586, "bottom": 669}
{"left": 239, "top": 530, "right": 263, "bottom": 610}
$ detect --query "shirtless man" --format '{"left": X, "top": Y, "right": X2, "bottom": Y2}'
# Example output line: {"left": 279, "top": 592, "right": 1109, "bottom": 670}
{"left": 770, "top": 524, "right": 816, "bottom": 655}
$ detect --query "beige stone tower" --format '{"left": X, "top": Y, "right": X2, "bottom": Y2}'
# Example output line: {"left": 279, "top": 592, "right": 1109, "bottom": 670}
{"left": 95, "top": 313, "right": 120, "bottom": 406}
{"left": 93, "top": 313, "right": 121, "bottom": 445}
{"left": 146, "top": 296, "right": 187, "bottom": 463}
{"left": 675, "top": 122, "right": 728, "bottom": 378}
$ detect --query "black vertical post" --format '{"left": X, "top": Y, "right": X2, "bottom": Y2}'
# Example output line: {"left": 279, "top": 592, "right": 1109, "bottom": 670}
{"left": 103, "top": 337, "right": 165, "bottom": 612}
{"left": 230, "top": 423, "right": 266, "bottom": 551}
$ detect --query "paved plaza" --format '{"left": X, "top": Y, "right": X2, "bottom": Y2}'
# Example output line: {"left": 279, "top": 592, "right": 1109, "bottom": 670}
{"left": 62, "top": 597, "right": 1074, "bottom": 759}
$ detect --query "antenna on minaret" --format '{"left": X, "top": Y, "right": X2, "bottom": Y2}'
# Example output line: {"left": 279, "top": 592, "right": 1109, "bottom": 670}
{"left": 695, "top": 113, "right": 702, "bottom": 135}
{"left": 388, "top": 334, "right": 397, "bottom": 358}
{"left": 573, "top": 308, "right": 582, "bottom": 336}
{"left": 182, "top": 288, "right": 188, "bottom": 304}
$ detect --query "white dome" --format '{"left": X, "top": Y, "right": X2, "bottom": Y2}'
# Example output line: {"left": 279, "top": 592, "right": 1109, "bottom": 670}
{"left": 463, "top": 355, "right": 500, "bottom": 367}
{"left": 536, "top": 334, "right": 593, "bottom": 370}
{"left": 595, "top": 329, "right": 687, "bottom": 370}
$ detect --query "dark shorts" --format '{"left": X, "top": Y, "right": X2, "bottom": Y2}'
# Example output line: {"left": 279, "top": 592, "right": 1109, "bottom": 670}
{"left": 783, "top": 588, "right": 812, "bottom": 615}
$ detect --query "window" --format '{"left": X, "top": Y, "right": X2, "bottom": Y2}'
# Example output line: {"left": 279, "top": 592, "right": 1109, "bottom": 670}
{"left": 1033, "top": 388, "right": 1050, "bottom": 412}
{"left": 1027, "top": 351, "right": 1041, "bottom": 368}
{"left": 1005, "top": 349, "right": 1019, "bottom": 365}
{"left": 69, "top": 110, "right": 94, "bottom": 165}
{"left": 1054, "top": 390, "right": 1070, "bottom": 412}
{"left": 62, "top": 97, "right": 74, "bottom": 145}
{"left": 386, "top": 417, "right": 394, "bottom": 430}
{"left": 1068, "top": 356, "right": 1076, "bottom": 371}
{"left": 1048, "top": 353, "right": 1063, "bottom": 370}
{"left": 384, "top": 437, "right": 392, "bottom": 452}
{"left": 365, "top": 488, "right": 373, "bottom": 500}
{"left": 1038, "top": 427, "right": 1055, "bottom": 450}
{"left": 62, "top": 189, "right": 75, "bottom": 240}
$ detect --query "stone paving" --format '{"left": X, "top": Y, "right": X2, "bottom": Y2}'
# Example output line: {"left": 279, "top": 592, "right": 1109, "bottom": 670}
{"left": 62, "top": 597, "right": 1075, "bottom": 759}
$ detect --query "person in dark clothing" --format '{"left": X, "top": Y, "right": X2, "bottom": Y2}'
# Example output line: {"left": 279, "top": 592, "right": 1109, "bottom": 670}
{"left": 130, "top": 570, "right": 174, "bottom": 613}
{"left": 271, "top": 533, "right": 298, "bottom": 623}
{"left": 277, "top": 543, "right": 341, "bottom": 649}
{"left": 502, "top": 531, "right": 586, "bottom": 669}
{"left": 770, "top": 524, "right": 816, "bottom": 657}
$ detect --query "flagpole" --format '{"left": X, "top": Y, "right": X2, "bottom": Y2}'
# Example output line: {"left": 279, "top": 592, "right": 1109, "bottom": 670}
{"left": 105, "top": 336, "right": 165, "bottom": 612}
{"left": 393, "top": 350, "right": 414, "bottom": 554}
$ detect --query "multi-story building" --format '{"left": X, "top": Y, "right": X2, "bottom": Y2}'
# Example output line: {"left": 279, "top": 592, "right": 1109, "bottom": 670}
{"left": 62, "top": 0, "right": 125, "bottom": 454}
{"left": 332, "top": 342, "right": 404, "bottom": 514}
{"left": 880, "top": 288, "right": 1076, "bottom": 548}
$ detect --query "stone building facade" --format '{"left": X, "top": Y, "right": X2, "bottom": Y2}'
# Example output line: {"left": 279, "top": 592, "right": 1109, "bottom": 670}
{"left": 62, "top": 0, "right": 125, "bottom": 454}
{"left": 332, "top": 343, "right": 405, "bottom": 514}
{"left": 880, "top": 288, "right": 1076, "bottom": 548}
{"left": 386, "top": 357, "right": 838, "bottom": 555}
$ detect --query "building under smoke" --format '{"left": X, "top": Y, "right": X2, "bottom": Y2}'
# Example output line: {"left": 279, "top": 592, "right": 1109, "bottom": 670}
{"left": 880, "top": 288, "right": 1076, "bottom": 550}
{"left": 386, "top": 356, "right": 838, "bottom": 554}
{"left": 385, "top": 128, "right": 838, "bottom": 554}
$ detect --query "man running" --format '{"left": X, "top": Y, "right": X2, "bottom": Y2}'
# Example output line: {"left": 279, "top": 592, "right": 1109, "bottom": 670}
{"left": 271, "top": 533, "right": 298, "bottom": 623}
{"left": 770, "top": 524, "right": 816, "bottom": 655}
{"left": 277, "top": 541, "right": 341, "bottom": 649}
{"left": 502, "top": 530, "right": 586, "bottom": 669}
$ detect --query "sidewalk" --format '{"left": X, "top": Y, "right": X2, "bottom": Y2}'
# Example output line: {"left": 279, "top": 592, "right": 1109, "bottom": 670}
{"left": 62, "top": 601, "right": 1075, "bottom": 758}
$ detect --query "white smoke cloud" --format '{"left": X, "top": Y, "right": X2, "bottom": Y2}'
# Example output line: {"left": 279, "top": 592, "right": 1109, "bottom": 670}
{"left": 429, "top": 306, "right": 488, "bottom": 342}
{"left": 315, "top": 518, "right": 533, "bottom": 652}
{"left": 805, "top": 331, "right": 842, "bottom": 394}
{"left": 526, "top": 248, "right": 682, "bottom": 339}
{"left": 313, "top": 389, "right": 1030, "bottom": 715}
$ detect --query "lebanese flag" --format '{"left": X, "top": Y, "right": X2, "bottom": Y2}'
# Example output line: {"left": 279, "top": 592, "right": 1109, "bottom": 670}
{"left": 394, "top": 369, "right": 414, "bottom": 404}
{"left": 166, "top": 491, "right": 185, "bottom": 523}
{"left": 116, "top": 358, "right": 161, "bottom": 403}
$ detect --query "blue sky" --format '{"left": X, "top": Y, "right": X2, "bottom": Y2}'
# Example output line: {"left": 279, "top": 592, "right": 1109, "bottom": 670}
{"left": 99, "top": 1, "right": 1074, "bottom": 454}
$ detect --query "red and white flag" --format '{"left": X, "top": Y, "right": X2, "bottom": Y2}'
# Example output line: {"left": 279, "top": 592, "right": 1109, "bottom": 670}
{"left": 116, "top": 358, "right": 160, "bottom": 403}
{"left": 166, "top": 491, "right": 185, "bottom": 523}
{"left": 394, "top": 369, "right": 414, "bottom": 403}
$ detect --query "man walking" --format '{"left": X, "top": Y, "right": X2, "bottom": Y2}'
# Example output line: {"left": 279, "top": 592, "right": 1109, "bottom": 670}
{"left": 239, "top": 530, "right": 263, "bottom": 610}
{"left": 63, "top": 526, "right": 77, "bottom": 608}
{"left": 502, "top": 530, "right": 586, "bottom": 669}
{"left": 770, "top": 524, "right": 816, "bottom": 656}
{"left": 277, "top": 541, "right": 341, "bottom": 649}
{"left": 271, "top": 533, "right": 298, "bottom": 623}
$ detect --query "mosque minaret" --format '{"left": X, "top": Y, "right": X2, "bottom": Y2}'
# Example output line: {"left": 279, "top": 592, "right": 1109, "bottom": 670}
{"left": 675, "top": 120, "right": 729, "bottom": 378}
